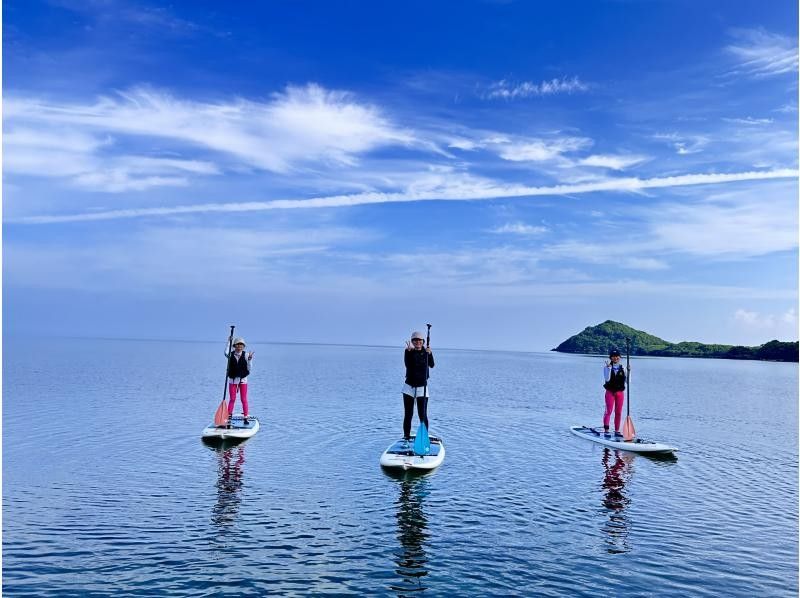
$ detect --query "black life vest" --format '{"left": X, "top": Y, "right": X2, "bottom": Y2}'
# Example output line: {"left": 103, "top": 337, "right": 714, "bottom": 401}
{"left": 227, "top": 352, "right": 250, "bottom": 379}
{"left": 404, "top": 349, "right": 434, "bottom": 387}
{"left": 604, "top": 366, "right": 626, "bottom": 391}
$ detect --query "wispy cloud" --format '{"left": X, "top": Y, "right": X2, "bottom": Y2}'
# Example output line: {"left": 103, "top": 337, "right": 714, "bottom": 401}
{"left": 579, "top": 154, "right": 649, "bottom": 170}
{"left": 443, "top": 132, "right": 595, "bottom": 164}
{"left": 4, "top": 84, "right": 414, "bottom": 188}
{"left": 492, "top": 135, "right": 593, "bottom": 162}
{"left": 734, "top": 308, "right": 798, "bottom": 333}
{"left": 722, "top": 117, "right": 774, "bottom": 126}
{"left": 774, "top": 103, "right": 798, "bottom": 113}
{"left": 489, "top": 222, "right": 548, "bottom": 235}
{"left": 51, "top": 0, "right": 222, "bottom": 38}
{"left": 540, "top": 240, "right": 670, "bottom": 271}
{"left": 484, "top": 76, "right": 589, "bottom": 100}
{"left": 11, "top": 168, "right": 797, "bottom": 224}
{"left": 724, "top": 28, "right": 798, "bottom": 77}
{"left": 652, "top": 132, "right": 710, "bottom": 155}
{"left": 3, "top": 127, "right": 220, "bottom": 191}
{"left": 650, "top": 184, "right": 798, "bottom": 258}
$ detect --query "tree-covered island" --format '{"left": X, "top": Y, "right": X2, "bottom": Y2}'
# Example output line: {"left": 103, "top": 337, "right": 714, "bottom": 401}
{"left": 553, "top": 321, "right": 799, "bottom": 362}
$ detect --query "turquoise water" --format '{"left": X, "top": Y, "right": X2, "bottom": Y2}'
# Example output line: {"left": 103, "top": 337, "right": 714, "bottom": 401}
{"left": 3, "top": 339, "right": 798, "bottom": 596}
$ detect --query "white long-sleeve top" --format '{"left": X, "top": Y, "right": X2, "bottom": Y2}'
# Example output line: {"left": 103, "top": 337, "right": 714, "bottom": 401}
{"left": 603, "top": 363, "right": 624, "bottom": 382}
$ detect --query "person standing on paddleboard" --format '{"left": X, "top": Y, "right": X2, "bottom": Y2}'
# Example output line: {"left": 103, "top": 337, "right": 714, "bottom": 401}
{"left": 225, "top": 337, "right": 254, "bottom": 425}
{"left": 402, "top": 331, "right": 435, "bottom": 441}
{"left": 602, "top": 349, "right": 628, "bottom": 437}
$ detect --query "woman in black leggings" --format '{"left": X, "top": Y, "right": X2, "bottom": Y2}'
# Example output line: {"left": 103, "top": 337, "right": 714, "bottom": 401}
{"left": 402, "top": 330, "right": 435, "bottom": 439}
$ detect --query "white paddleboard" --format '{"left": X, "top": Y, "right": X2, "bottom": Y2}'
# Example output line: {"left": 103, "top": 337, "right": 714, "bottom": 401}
{"left": 570, "top": 425, "right": 675, "bottom": 454}
{"left": 202, "top": 414, "right": 260, "bottom": 440}
{"left": 380, "top": 436, "right": 445, "bottom": 470}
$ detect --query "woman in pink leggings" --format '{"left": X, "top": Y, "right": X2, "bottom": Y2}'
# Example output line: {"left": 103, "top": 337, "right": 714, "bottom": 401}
{"left": 226, "top": 337, "right": 254, "bottom": 424}
{"left": 602, "top": 349, "right": 628, "bottom": 437}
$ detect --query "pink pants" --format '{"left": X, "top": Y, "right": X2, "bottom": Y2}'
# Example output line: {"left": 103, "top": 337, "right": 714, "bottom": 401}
{"left": 228, "top": 383, "right": 249, "bottom": 417}
{"left": 603, "top": 390, "right": 625, "bottom": 431}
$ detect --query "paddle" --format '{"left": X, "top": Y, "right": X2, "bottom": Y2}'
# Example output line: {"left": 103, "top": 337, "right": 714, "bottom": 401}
{"left": 214, "top": 325, "right": 235, "bottom": 426}
{"left": 622, "top": 337, "right": 636, "bottom": 441}
{"left": 413, "top": 324, "right": 433, "bottom": 456}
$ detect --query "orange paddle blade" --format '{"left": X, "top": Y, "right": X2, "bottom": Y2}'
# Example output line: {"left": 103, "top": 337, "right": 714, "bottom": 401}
{"left": 622, "top": 416, "right": 636, "bottom": 441}
{"left": 214, "top": 400, "right": 229, "bottom": 426}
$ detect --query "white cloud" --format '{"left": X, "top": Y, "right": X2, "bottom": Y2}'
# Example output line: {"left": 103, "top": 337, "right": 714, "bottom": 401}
{"left": 540, "top": 240, "right": 670, "bottom": 270}
{"left": 447, "top": 138, "right": 480, "bottom": 151}
{"left": 652, "top": 132, "right": 710, "bottom": 155}
{"left": 722, "top": 117, "right": 774, "bottom": 126}
{"left": 485, "top": 77, "right": 589, "bottom": 100}
{"left": 579, "top": 154, "right": 649, "bottom": 170}
{"left": 11, "top": 168, "right": 797, "bottom": 224}
{"left": 774, "top": 103, "right": 798, "bottom": 113}
{"left": 734, "top": 308, "right": 798, "bottom": 332}
{"left": 724, "top": 29, "right": 799, "bottom": 77}
{"left": 492, "top": 136, "right": 593, "bottom": 162}
{"left": 3, "top": 124, "right": 221, "bottom": 191}
{"left": 490, "top": 222, "right": 548, "bottom": 235}
{"left": 4, "top": 84, "right": 414, "bottom": 181}
{"left": 650, "top": 187, "right": 798, "bottom": 257}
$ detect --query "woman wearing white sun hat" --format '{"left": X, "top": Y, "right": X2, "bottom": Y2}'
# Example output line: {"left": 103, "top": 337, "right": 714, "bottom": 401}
{"left": 402, "top": 329, "right": 435, "bottom": 440}
{"left": 225, "top": 336, "right": 254, "bottom": 424}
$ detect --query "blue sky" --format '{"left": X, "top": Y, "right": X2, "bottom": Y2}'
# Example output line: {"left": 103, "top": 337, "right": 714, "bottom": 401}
{"left": 3, "top": 0, "right": 798, "bottom": 351}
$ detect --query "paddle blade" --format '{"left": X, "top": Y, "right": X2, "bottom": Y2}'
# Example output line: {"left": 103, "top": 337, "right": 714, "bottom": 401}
{"left": 622, "top": 416, "right": 636, "bottom": 441}
{"left": 413, "top": 422, "right": 431, "bottom": 456}
{"left": 214, "top": 400, "right": 229, "bottom": 426}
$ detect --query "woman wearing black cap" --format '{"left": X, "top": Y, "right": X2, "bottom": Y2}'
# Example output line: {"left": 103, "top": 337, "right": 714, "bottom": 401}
{"left": 402, "top": 330, "right": 435, "bottom": 441}
{"left": 602, "top": 349, "right": 628, "bottom": 437}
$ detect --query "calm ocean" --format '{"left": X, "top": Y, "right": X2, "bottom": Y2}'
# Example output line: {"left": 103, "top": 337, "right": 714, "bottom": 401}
{"left": 3, "top": 338, "right": 798, "bottom": 596}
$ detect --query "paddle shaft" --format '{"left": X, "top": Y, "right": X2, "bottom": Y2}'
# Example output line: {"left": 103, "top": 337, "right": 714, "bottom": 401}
{"left": 625, "top": 337, "right": 631, "bottom": 416}
{"left": 424, "top": 324, "right": 431, "bottom": 398}
{"left": 223, "top": 325, "right": 235, "bottom": 401}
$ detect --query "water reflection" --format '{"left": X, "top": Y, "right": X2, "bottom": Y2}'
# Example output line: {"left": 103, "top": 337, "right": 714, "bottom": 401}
{"left": 211, "top": 442, "right": 247, "bottom": 529}
{"left": 600, "top": 448, "right": 633, "bottom": 554}
{"left": 387, "top": 471, "right": 431, "bottom": 596}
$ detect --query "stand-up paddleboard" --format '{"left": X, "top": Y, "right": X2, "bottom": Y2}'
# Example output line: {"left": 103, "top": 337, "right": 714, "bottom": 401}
{"left": 202, "top": 414, "right": 260, "bottom": 440}
{"left": 570, "top": 425, "right": 675, "bottom": 454}
{"left": 380, "top": 436, "right": 445, "bottom": 470}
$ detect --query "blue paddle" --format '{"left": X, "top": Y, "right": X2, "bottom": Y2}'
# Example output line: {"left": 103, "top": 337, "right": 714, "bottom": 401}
{"left": 414, "top": 421, "right": 430, "bottom": 456}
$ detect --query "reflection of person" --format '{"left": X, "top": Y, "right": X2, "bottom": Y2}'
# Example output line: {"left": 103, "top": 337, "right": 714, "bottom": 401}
{"left": 402, "top": 331, "right": 435, "bottom": 440}
{"left": 212, "top": 444, "right": 246, "bottom": 528}
{"left": 601, "top": 449, "right": 629, "bottom": 511}
{"left": 391, "top": 476, "right": 430, "bottom": 594}
{"left": 600, "top": 448, "right": 631, "bottom": 555}
{"left": 602, "top": 349, "right": 628, "bottom": 437}
{"left": 225, "top": 337, "right": 254, "bottom": 425}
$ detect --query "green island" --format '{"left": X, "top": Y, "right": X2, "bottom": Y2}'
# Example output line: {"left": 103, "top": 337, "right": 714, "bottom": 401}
{"left": 553, "top": 320, "right": 799, "bottom": 362}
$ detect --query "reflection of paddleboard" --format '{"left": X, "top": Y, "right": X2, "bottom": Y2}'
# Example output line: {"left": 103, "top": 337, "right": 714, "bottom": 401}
{"left": 202, "top": 414, "right": 260, "bottom": 440}
{"left": 570, "top": 425, "right": 675, "bottom": 453}
{"left": 380, "top": 436, "right": 445, "bottom": 470}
